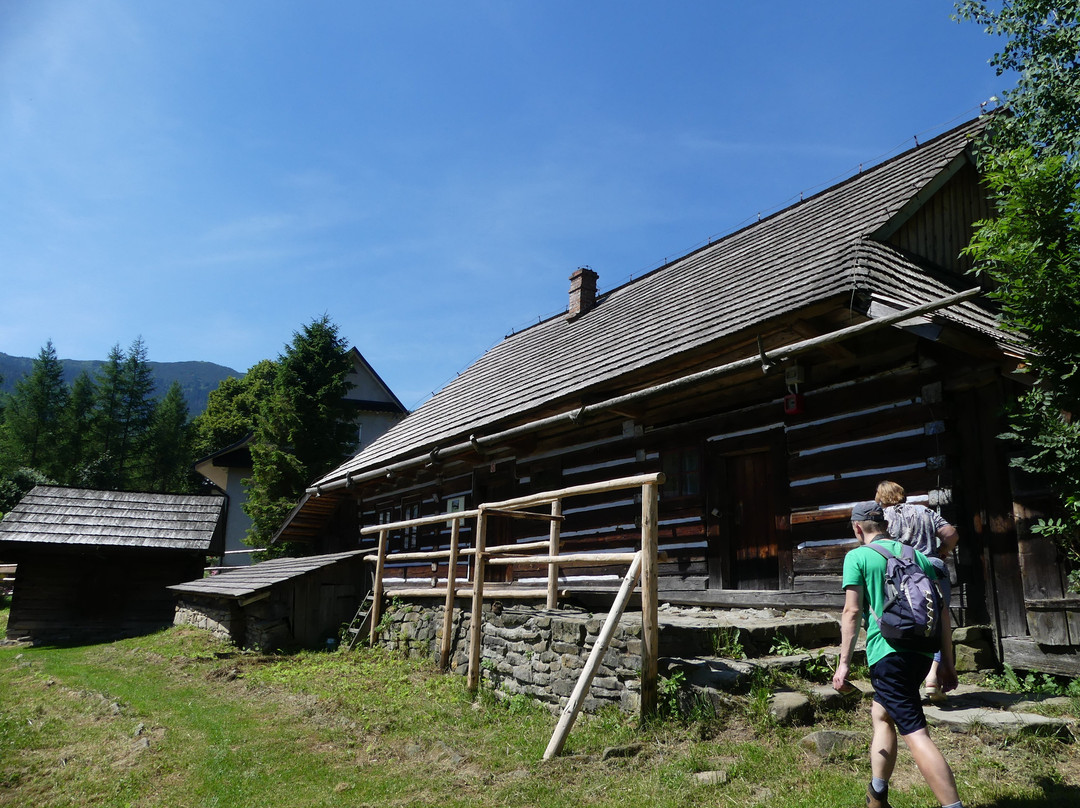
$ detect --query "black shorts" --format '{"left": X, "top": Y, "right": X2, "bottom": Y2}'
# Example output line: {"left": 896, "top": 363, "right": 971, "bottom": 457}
{"left": 869, "top": 652, "right": 934, "bottom": 736}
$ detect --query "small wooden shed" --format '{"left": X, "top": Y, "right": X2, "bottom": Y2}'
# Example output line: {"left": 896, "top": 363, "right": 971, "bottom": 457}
{"left": 169, "top": 550, "right": 368, "bottom": 650}
{"left": 0, "top": 486, "right": 225, "bottom": 643}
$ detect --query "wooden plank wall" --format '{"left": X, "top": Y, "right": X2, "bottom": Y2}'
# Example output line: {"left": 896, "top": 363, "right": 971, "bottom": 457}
{"left": 285, "top": 555, "right": 369, "bottom": 647}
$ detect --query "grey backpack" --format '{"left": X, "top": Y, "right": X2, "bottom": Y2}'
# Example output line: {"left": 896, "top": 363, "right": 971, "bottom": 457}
{"left": 866, "top": 542, "right": 942, "bottom": 652}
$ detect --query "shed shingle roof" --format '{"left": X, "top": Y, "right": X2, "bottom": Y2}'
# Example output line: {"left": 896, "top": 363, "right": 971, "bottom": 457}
{"left": 315, "top": 116, "right": 1006, "bottom": 489}
{"left": 168, "top": 550, "right": 365, "bottom": 599}
{"left": 0, "top": 486, "right": 226, "bottom": 552}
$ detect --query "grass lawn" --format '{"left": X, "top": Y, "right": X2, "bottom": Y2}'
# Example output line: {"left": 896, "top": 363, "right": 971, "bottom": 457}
{"left": 1, "top": 605, "right": 1079, "bottom": 807}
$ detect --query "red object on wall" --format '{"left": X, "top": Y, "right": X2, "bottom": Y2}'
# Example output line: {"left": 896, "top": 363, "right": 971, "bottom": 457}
{"left": 783, "top": 393, "right": 804, "bottom": 416}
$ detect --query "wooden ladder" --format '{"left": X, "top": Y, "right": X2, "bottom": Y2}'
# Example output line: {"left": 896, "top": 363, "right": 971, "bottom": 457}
{"left": 344, "top": 590, "right": 377, "bottom": 651}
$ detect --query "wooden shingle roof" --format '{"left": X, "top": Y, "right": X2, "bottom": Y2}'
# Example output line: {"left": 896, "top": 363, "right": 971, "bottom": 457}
{"left": 314, "top": 116, "right": 1003, "bottom": 490}
{"left": 168, "top": 550, "right": 365, "bottom": 599}
{"left": 0, "top": 486, "right": 226, "bottom": 553}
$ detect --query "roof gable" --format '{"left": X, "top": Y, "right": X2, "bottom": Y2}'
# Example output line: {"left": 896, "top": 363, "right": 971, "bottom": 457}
{"left": 345, "top": 347, "right": 408, "bottom": 413}
{"left": 0, "top": 486, "right": 226, "bottom": 553}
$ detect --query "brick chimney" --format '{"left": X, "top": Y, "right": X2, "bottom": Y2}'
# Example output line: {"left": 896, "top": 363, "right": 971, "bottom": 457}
{"left": 567, "top": 267, "right": 598, "bottom": 321}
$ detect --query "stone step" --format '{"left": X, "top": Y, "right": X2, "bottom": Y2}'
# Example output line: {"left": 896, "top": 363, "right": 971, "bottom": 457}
{"left": 922, "top": 683, "right": 1078, "bottom": 740}
{"left": 660, "top": 647, "right": 862, "bottom": 696}
{"left": 661, "top": 663, "right": 1079, "bottom": 741}
{"left": 657, "top": 605, "right": 841, "bottom": 658}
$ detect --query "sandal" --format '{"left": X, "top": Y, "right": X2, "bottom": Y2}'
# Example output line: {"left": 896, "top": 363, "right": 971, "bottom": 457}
{"left": 924, "top": 683, "right": 946, "bottom": 703}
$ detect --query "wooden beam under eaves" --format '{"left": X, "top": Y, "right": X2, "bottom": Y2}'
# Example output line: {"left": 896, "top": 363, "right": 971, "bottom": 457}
{"left": 788, "top": 319, "right": 857, "bottom": 361}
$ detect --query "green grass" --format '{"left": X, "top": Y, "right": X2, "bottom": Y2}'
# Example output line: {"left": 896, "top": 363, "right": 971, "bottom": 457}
{"left": 1, "top": 608, "right": 1079, "bottom": 807}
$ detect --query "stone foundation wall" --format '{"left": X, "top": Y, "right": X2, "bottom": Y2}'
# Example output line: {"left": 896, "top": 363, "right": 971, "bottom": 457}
{"left": 174, "top": 595, "right": 296, "bottom": 651}
{"left": 174, "top": 596, "right": 236, "bottom": 642}
{"left": 378, "top": 601, "right": 643, "bottom": 714}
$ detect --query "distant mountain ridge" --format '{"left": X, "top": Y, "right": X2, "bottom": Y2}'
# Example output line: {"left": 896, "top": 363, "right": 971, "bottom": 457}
{"left": 0, "top": 352, "right": 240, "bottom": 415}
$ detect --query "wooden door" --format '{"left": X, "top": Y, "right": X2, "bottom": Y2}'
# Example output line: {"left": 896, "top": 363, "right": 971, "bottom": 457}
{"left": 472, "top": 460, "right": 516, "bottom": 582}
{"left": 708, "top": 449, "right": 780, "bottom": 590}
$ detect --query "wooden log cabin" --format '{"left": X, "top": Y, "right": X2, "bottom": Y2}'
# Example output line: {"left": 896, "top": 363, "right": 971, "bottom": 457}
{"left": 275, "top": 115, "right": 1080, "bottom": 675}
{"left": 0, "top": 486, "right": 226, "bottom": 642}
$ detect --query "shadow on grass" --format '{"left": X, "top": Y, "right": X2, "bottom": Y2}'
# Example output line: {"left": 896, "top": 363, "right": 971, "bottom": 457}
{"left": 978, "top": 777, "right": 1080, "bottom": 807}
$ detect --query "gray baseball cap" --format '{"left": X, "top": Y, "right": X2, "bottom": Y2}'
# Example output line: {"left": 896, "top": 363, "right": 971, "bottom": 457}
{"left": 850, "top": 501, "right": 885, "bottom": 522}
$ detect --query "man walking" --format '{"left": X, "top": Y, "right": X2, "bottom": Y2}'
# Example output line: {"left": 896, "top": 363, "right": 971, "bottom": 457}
{"left": 875, "top": 480, "right": 959, "bottom": 701}
{"left": 832, "top": 501, "right": 963, "bottom": 808}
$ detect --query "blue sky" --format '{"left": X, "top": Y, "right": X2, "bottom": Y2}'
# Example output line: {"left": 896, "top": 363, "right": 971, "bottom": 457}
{"left": 0, "top": 2, "right": 1005, "bottom": 409}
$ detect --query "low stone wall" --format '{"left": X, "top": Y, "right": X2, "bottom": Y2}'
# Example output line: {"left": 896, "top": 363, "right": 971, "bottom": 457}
{"left": 377, "top": 600, "right": 643, "bottom": 714}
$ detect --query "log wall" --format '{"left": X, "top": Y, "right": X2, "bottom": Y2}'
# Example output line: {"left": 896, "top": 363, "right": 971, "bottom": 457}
{"left": 351, "top": 351, "right": 985, "bottom": 620}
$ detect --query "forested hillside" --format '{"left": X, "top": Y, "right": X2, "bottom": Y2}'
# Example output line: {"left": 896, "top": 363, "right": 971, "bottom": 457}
{"left": 0, "top": 352, "right": 238, "bottom": 415}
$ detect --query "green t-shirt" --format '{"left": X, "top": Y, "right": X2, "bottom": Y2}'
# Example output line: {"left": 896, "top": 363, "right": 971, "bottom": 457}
{"left": 841, "top": 537, "right": 939, "bottom": 667}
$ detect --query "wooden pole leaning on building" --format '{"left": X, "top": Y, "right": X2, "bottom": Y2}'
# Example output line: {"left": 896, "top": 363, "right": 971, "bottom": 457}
{"left": 439, "top": 516, "right": 462, "bottom": 671}
{"left": 639, "top": 479, "right": 660, "bottom": 719}
{"left": 466, "top": 509, "right": 489, "bottom": 692}
{"left": 544, "top": 551, "right": 643, "bottom": 760}
{"left": 547, "top": 499, "right": 562, "bottom": 610}
{"left": 369, "top": 528, "right": 389, "bottom": 646}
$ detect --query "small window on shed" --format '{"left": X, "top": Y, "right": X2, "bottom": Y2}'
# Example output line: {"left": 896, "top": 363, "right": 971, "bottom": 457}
{"left": 661, "top": 446, "right": 702, "bottom": 499}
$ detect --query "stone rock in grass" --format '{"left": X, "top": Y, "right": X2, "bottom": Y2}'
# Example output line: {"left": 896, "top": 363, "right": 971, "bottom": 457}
{"left": 432, "top": 740, "right": 466, "bottom": 765}
{"left": 951, "top": 625, "right": 991, "bottom": 643}
{"left": 693, "top": 770, "right": 729, "bottom": 785}
{"left": 601, "top": 743, "right": 643, "bottom": 761}
{"left": 799, "top": 730, "right": 862, "bottom": 759}
{"left": 769, "top": 691, "right": 813, "bottom": 726}
{"left": 953, "top": 641, "right": 996, "bottom": 673}
{"left": 809, "top": 683, "right": 861, "bottom": 711}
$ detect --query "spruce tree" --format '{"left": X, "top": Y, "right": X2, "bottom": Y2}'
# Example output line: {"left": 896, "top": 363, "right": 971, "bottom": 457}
{"left": 143, "top": 381, "right": 192, "bottom": 493}
{"left": 87, "top": 343, "right": 127, "bottom": 487}
{"left": 114, "top": 337, "right": 157, "bottom": 486}
{"left": 84, "top": 338, "right": 159, "bottom": 489}
{"left": 0, "top": 340, "right": 69, "bottom": 478}
{"left": 58, "top": 371, "right": 97, "bottom": 484}
{"left": 243, "top": 316, "right": 356, "bottom": 553}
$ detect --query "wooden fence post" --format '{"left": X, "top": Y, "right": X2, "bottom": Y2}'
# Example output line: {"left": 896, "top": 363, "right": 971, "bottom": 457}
{"left": 439, "top": 517, "right": 461, "bottom": 670}
{"left": 466, "top": 509, "right": 488, "bottom": 691}
{"left": 640, "top": 482, "right": 659, "bottom": 719}
{"left": 369, "top": 528, "right": 389, "bottom": 646}
{"left": 547, "top": 499, "right": 562, "bottom": 610}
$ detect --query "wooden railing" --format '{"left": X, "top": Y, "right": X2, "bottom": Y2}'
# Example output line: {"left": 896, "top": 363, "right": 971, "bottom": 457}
{"left": 359, "top": 472, "right": 664, "bottom": 753}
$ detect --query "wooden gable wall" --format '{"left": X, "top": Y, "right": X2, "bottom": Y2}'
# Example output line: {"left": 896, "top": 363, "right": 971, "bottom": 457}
{"left": 886, "top": 160, "right": 992, "bottom": 276}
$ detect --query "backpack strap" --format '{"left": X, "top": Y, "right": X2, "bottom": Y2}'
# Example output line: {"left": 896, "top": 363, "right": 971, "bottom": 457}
{"left": 864, "top": 542, "right": 899, "bottom": 629}
{"left": 866, "top": 542, "right": 895, "bottom": 562}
